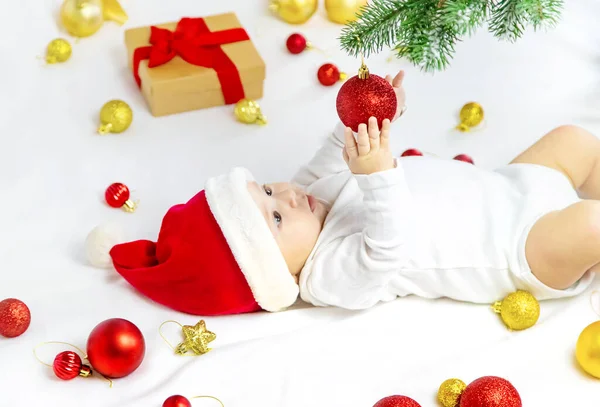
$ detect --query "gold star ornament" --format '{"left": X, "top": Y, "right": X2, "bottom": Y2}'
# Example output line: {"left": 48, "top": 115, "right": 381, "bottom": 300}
{"left": 175, "top": 320, "right": 216, "bottom": 355}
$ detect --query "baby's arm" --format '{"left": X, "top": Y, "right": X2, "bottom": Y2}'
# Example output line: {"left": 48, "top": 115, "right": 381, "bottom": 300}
{"left": 300, "top": 118, "right": 415, "bottom": 309}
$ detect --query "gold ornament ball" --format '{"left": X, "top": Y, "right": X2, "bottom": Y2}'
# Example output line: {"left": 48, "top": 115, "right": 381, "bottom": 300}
{"left": 456, "top": 102, "right": 484, "bottom": 132}
{"left": 437, "top": 378, "right": 467, "bottom": 407}
{"left": 492, "top": 290, "right": 540, "bottom": 331}
{"left": 325, "top": 0, "right": 368, "bottom": 24}
{"left": 46, "top": 38, "right": 72, "bottom": 64}
{"left": 576, "top": 321, "right": 600, "bottom": 379}
{"left": 269, "top": 0, "right": 318, "bottom": 24}
{"left": 98, "top": 100, "right": 133, "bottom": 135}
{"left": 234, "top": 99, "right": 267, "bottom": 125}
{"left": 60, "top": 0, "right": 104, "bottom": 38}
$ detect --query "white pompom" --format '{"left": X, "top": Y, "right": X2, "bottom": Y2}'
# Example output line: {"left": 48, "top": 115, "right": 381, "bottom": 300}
{"left": 85, "top": 222, "right": 126, "bottom": 268}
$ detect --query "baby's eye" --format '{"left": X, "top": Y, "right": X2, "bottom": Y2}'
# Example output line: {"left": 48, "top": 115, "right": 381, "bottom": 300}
{"left": 263, "top": 185, "right": 272, "bottom": 196}
{"left": 273, "top": 211, "right": 282, "bottom": 226}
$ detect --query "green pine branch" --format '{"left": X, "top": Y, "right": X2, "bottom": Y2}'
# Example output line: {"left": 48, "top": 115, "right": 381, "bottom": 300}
{"left": 339, "top": 0, "right": 563, "bottom": 72}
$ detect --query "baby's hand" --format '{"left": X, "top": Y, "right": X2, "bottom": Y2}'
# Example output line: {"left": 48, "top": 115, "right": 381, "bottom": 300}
{"left": 385, "top": 70, "right": 406, "bottom": 121}
{"left": 343, "top": 117, "right": 395, "bottom": 175}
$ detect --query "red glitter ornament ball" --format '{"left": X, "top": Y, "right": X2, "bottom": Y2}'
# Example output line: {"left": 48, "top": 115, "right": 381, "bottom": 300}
{"left": 286, "top": 33, "right": 307, "bottom": 54}
{"left": 336, "top": 70, "right": 397, "bottom": 132}
{"left": 163, "top": 395, "right": 192, "bottom": 407}
{"left": 105, "top": 182, "right": 130, "bottom": 208}
{"left": 53, "top": 351, "right": 84, "bottom": 380}
{"left": 401, "top": 149, "right": 423, "bottom": 157}
{"left": 453, "top": 154, "right": 475, "bottom": 164}
{"left": 318, "top": 63, "right": 345, "bottom": 86}
{"left": 460, "top": 376, "right": 521, "bottom": 407}
{"left": 86, "top": 318, "right": 145, "bottom": 379}
{"left": 0, "top": 298, "right": 31, "bottom": 338}
{"left": 373, "top": 395, "right": 422, "bottom": 407}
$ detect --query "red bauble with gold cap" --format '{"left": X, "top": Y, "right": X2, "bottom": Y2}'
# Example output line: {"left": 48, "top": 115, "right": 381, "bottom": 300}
{"left": 336, "top": 62, "right": 396, "bottom": 132}
{"left": 460, "top": 376, "right": 521, "bottom": 407}
{"left": 53, "top": 351, "right": 92, "bottom": 380}
{"left": 373, "top": 395, "right": 422, "bottom": 407}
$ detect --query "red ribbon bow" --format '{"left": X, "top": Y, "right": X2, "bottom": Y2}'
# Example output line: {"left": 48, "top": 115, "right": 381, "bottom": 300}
{"left": 132, "top": 17, "right": 250, "bottom": 105}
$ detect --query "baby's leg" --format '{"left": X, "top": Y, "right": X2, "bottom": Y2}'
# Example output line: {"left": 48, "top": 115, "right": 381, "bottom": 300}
{"left": 525, "top": 201, "right": 600, "bottom": 290}
{"left": 510, "top": 125, "right": 600, "bottom": 199}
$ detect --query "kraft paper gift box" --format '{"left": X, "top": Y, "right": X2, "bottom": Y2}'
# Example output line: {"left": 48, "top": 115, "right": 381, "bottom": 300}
{"left": 125, "top": 12, "right": 266, "bottom": 117}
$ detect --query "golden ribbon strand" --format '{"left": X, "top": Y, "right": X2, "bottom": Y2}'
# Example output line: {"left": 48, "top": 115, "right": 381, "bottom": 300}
{"left": 191, "top": 395, "right": 225, "bottom": 407}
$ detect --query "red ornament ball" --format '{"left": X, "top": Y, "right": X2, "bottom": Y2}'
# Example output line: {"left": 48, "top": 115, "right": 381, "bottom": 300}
{"left": 453, "top": 154, "right": 474, "bottom": 164}
{"left": 163, "top": 395, "right": 192, "bottom": 407}
{"left": 86, "top": 318, "right": 145, "bottom": 378}
{"left": 286, "top": 33, "right": 307, "bottom": 54}
{"left": 0, "top": 298, "right": 31, "bottom": 338}
{"left": 373, "top": 395, "right": 422, "bottom": 407}
{"left": 336, "top": 73, "right": 397, "bottom": 132}
{"left": 105, "top": 182, "right": 130, "bottom": 208}
{"left": 460, "top": 376, "right": 521, "bottom": 407}
{"left": 318, "top": 63, "right": 342, "bottom": 86}
{"left": 401, "top": 149, "right": 423, "bottom": 157}
{"left": 53, "top": 351, "right": 83, "bottom": 380}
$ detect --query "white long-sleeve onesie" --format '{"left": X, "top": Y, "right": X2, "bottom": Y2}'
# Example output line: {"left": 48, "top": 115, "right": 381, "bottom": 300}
{"left": 293, "top": 122, "right": 595, "bottom": 310}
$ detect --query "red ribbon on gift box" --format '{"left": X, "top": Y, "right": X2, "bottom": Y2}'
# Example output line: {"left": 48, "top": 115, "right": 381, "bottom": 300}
{"left": 132, "top": 17, "right": 250, "bottom": 104}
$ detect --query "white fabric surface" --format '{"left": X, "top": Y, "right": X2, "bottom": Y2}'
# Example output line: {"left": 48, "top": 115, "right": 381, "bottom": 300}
{"left": 2, "top": 1, "right": 600, "bottom": 406}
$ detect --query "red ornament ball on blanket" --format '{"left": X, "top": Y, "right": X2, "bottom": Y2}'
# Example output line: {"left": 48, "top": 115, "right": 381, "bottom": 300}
{"left": 0, "top": 298, "right": 31, "bottom": 338}
{"left": 453, "top": 154, "right": 474, "bottom": 164}
{"left": 286, "top": 33, "right": 307, "bottom": 54}
{"left": 53, "top": 351, "right": 84, "bottom": 380}
{"left": 318, "top": 63, "right": 344, "bottom": 86}
{"left": 105, "top": 182, "right": 130, "bottom": 208}
{"left": 86, "top": 318, "right": 145, "bottom": 378}
{"left": 460, "top": 376, "right": 521, "bottom": 407}
{"left": 373, "top": 395, "right": 422, "bottom": 407}
{"left": 163, "top": 395, "right": 192, "bottom": 407}
{"left": 336, "top": 70, "right": 396, "bottom": 132}
{"left": 401, "top": 149, "right": 423, "bottom": 157}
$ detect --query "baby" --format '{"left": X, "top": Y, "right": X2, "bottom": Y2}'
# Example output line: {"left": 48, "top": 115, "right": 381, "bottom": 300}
{"left": 108, "top": 70, "right": 598, "bottom": 316}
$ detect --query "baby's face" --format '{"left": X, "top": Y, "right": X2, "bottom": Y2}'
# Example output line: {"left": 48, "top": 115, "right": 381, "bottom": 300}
{"left": 247, "top": 181, "right": 328, "bottom": 282}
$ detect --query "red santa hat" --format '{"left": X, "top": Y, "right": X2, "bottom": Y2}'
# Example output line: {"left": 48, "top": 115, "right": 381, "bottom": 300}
{"left": 87, "top": 167, "right": 299, "bottom": 316}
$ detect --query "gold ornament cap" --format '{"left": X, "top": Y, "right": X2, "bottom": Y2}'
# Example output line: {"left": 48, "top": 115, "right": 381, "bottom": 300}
{"left": 492, "top": 290, "right": 540, "bottom": 331}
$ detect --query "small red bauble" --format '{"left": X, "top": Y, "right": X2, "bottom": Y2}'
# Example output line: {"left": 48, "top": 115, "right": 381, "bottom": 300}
{"left": 86, "top": 318, "right": 145, "bottom": 379}
{"left": 460, "top": 376, "right": 521, "bottom": 407}
{"left": 401, "top": 149, "right": 423, "bottom": 157}
{"left": 286, "top": 33, "right": 307, "bottom": 54}
{"left": 53, "top": 351, "right": 92, "bottom": 380}
{"left": 105, "top": 182, "right": 136, "bottom": 212}
{"left": 163, "top": 395, "right": 192, "bottom": 407}
{"left": 373, "top": 395, "right": 422, "bottom": 407}
{"left": 453, "top": 154, "right": 474, "bottom": 164}
{"left": 0, "top": 298, "right": 31, "bottom": 338}
{"left": 318, "top": 63, "right": 346, "bottom": 86}
{"left": 336, "top": 68, "right": 397, "bottom": 132}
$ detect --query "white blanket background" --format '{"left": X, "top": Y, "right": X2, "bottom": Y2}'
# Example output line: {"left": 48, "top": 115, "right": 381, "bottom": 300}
{"left": 1, "top": 0, "right": 600, "bottom": 406}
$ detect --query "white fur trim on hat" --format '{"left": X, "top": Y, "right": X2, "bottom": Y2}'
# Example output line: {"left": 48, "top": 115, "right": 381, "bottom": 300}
{"left": 204, "top": 167, "right": 299, "bottom": 312}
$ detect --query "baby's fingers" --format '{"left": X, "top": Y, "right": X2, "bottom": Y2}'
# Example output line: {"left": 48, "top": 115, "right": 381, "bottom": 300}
{"left": 392, "top": 70, "right": 405, "bottom": 88}
{"left": 344, "top": 127, "right": 358, "bottom": 159}
{"left": 368, "top": 116, "right": 380, "bottom": 151}
{"left": 356, "top": 123, "right": 370, "bottom": 156}
{"left": 380, "top": 119, "right": 391, "bottom": 149}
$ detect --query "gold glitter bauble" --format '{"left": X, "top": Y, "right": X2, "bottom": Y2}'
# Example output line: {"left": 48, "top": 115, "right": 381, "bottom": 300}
{"left": 60, "top": 0, "right": 104, "bottom": 38}
{"left": 234, "top": 99, "right": 267, "bottom": 125}
{"left": 492, "top": 290, "right": 540, "bottom": 331}
{"left": 437, "top": 378, "right": 467, "bottom": 407}
{"left": 325, "top": 0, "right": 368, "bottom": 24}
{"left": 576, "top": 321, "right": 600, "bottom": 379}
{"left": 98, "top": 100, "right": 133, "bottom": 134}
{"left": 456, "top": 102, "right": 484, "bottom": 132}
{"left": 269, "top": 0, "right": 318, "bottom": 24}
{"left": 46, "top": 38, "right": 72, "bottom": 64}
